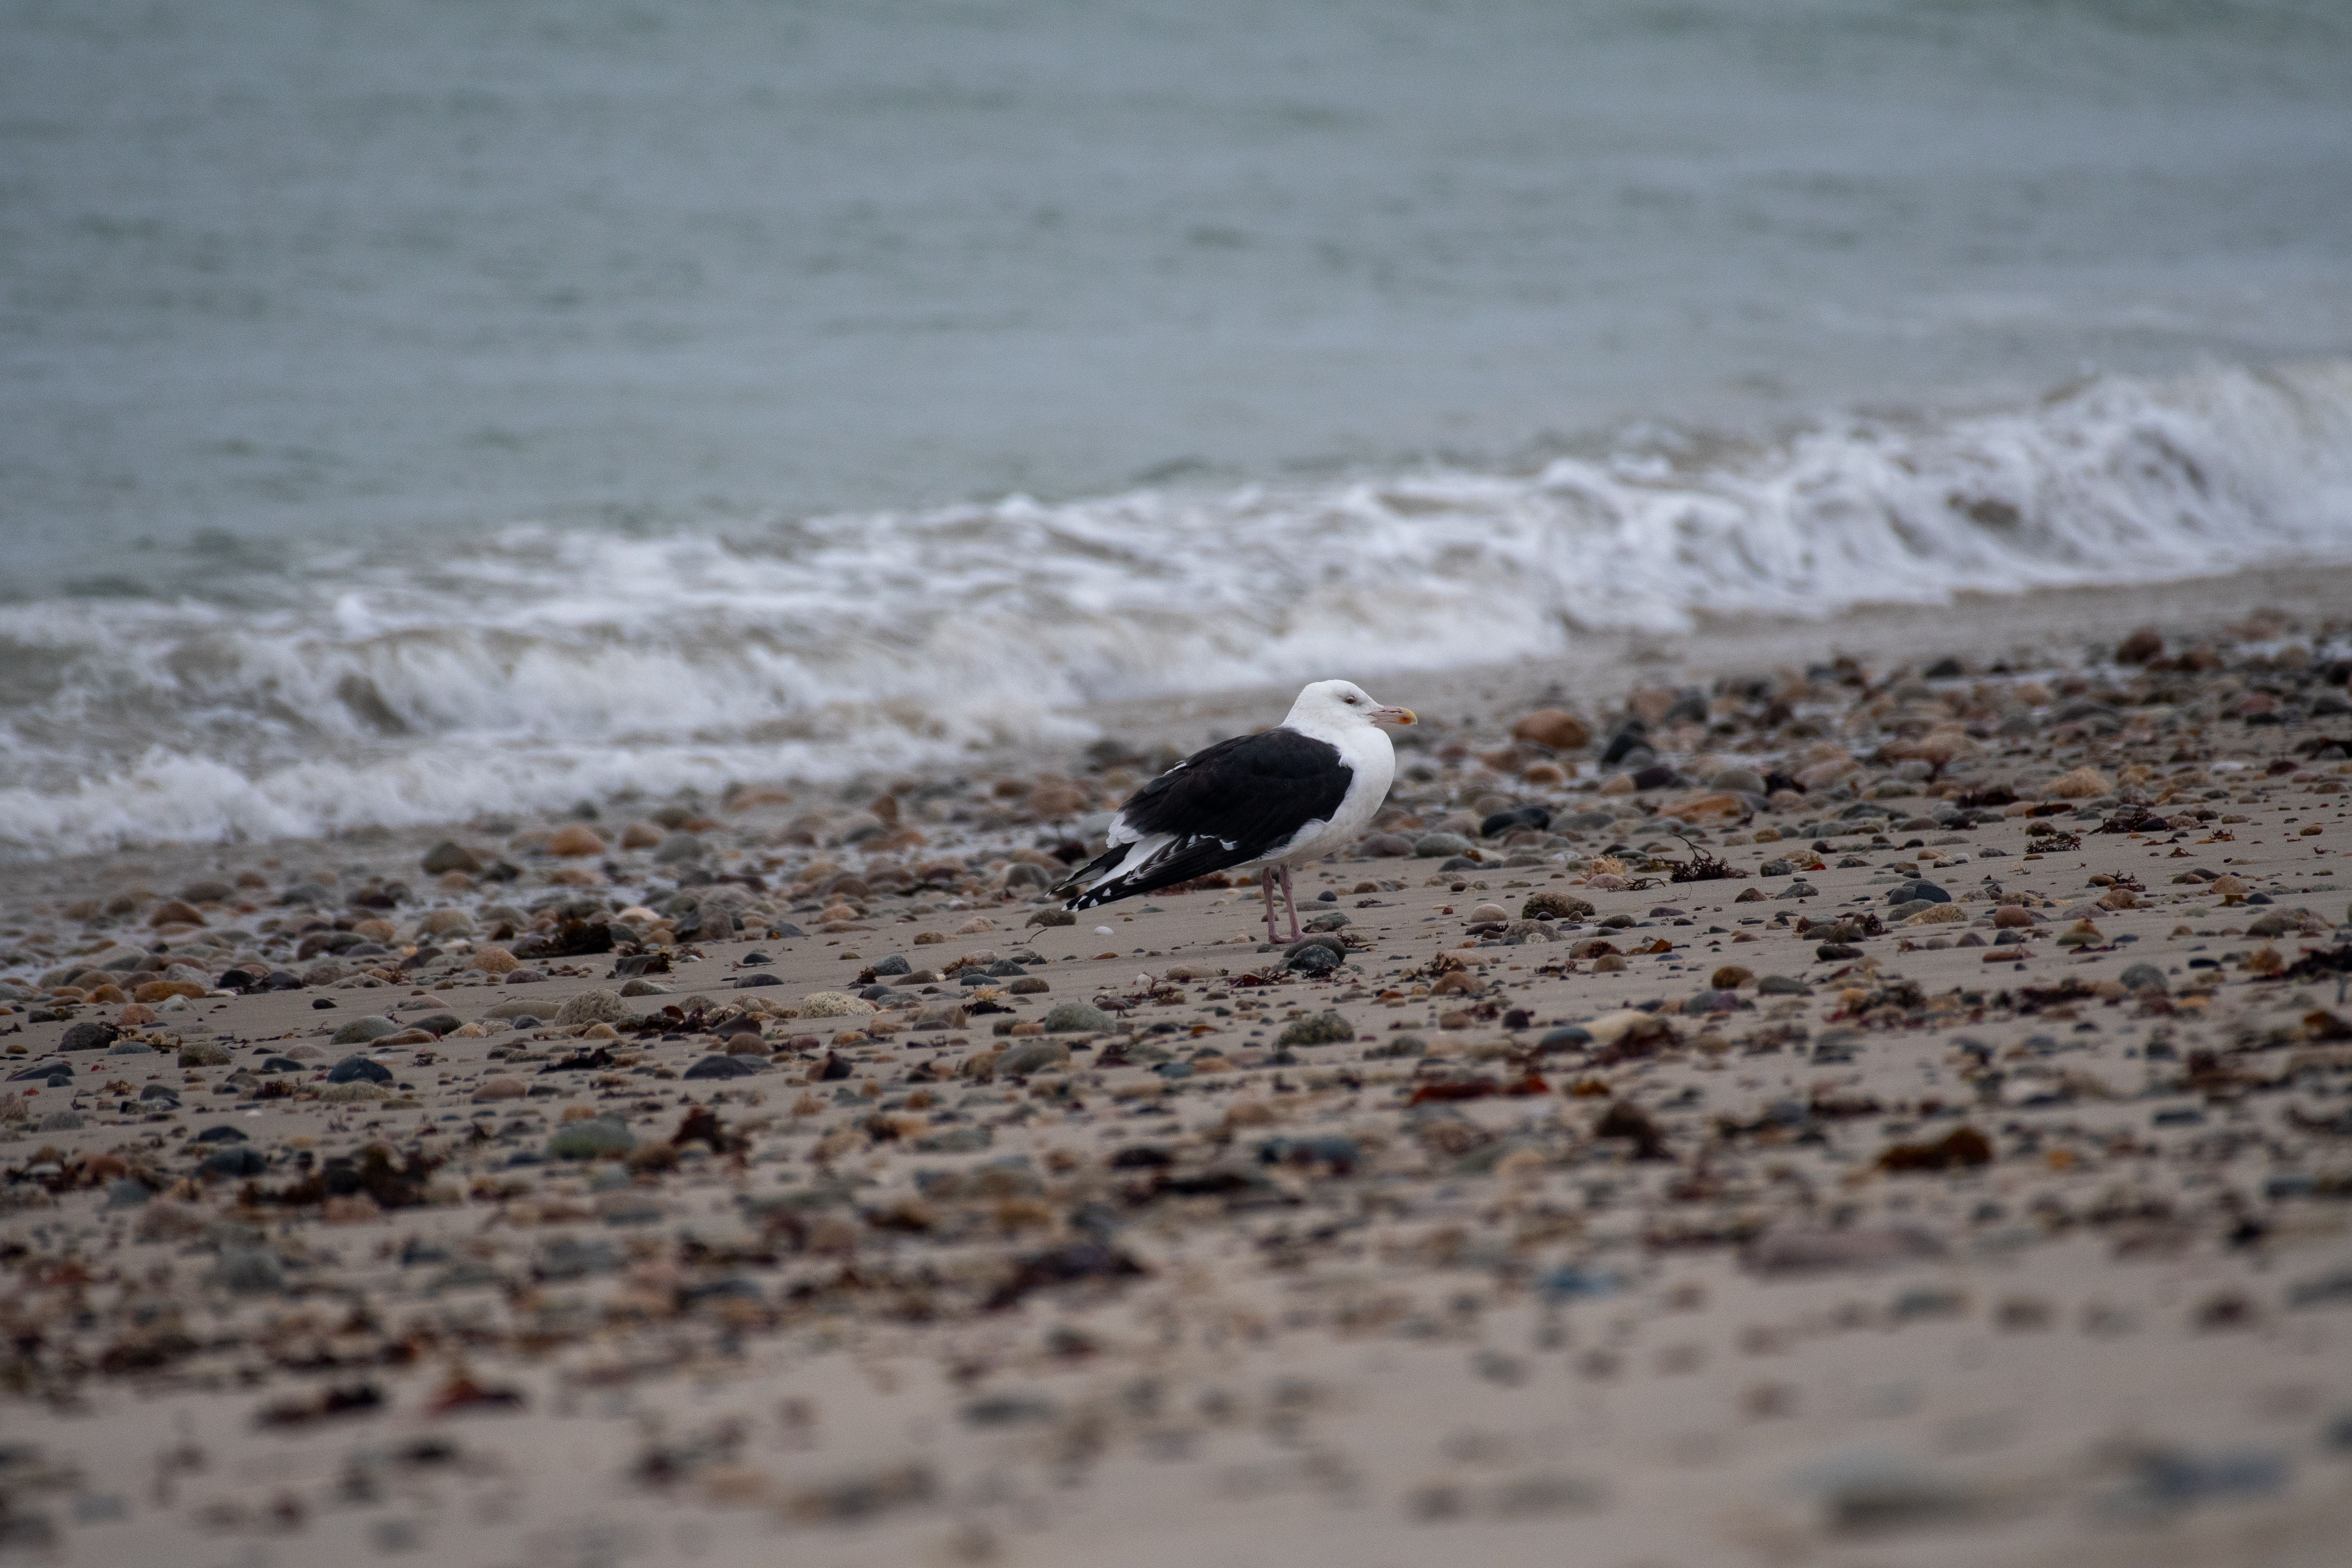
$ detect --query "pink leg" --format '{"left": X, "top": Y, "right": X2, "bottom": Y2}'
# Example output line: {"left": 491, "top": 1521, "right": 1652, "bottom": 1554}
{"left": 1261, "top": 869, "right": 1280, "bottom": 943}
{"left": 1279, "top": 866, "right": 1303, "bottom": 943}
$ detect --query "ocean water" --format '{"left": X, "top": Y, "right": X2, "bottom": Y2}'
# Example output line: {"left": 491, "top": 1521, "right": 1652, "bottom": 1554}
{"left": 5, "top": 1, "right": 2352, "bottom": 856}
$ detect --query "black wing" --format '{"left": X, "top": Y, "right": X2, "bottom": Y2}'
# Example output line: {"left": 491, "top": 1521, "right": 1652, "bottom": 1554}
{"left": 1057, "top": 729, "right": 1350, "bottom": 908}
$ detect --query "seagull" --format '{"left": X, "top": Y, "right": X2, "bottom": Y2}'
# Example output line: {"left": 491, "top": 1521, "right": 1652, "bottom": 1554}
{"left": 1055, "top": 680, "right": 1417, "bottom": 943}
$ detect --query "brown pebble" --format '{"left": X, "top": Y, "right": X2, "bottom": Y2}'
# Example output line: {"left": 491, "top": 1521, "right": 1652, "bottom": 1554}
{"left": 1878, "top": 1126, "right": 1992, "bottom": 1172}
{"left": 547, "top": 823, "right": 606, "bottom": 857}
{"left": 1512, "top": 708, "right": 1592, "bottom": 751}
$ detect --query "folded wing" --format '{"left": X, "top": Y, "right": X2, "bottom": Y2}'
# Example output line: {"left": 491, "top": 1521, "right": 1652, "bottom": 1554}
{"left": 1056, "top": 729, "right": 1351, "bottom": 910}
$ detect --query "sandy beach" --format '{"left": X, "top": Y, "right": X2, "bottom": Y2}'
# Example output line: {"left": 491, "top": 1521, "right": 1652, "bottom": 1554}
{"left": 4, "top": 566, "right": 2352, "bottom": 1568}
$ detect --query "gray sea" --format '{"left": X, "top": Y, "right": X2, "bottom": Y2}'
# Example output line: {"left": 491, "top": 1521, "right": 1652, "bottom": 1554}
{"left": 5, "top": 0, "right": 2352, "bottom": 855}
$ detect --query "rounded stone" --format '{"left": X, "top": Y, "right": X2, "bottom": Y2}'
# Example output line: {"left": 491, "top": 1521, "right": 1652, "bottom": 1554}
{"left": 1521, "top": 891, "right": 1594, "bottom": 921}
{"left": 547, "top": 824, "right": 607, "bottom": 858}
{"left": 1512, "top": 709, "right": 1592, "bottom": 751}
{"left": 420, "top": 841, "right": 485, "bottom": 876}
{"left": 60, "top": 1021, "right": 118, "bottom": 1052}
{"left": 1283, "top": 936, "right": 1348, "bottom": 975}
{"left": 1680, "top": 989, "right": 1742, "bottom": 1015}
{"left": 653, "top": 831, "right": 705, "bottom": 864}
{"left": 1275, "top": 1009, "right": 1354, "bottom": 1047}
{"left": 998, "top": 1039, "right": 1073, "bottom": 1075}
{"left": 799, "top": 991, "right": 878, "bottom": 1018}
{"left": 331, "top": 1015, "right": 403, "bottom": 1045}
{"left": 1413, "top": 832, "right": 1473, "bottom": 858}
{"left": 1478, "top": 806, "right": 1552, "bottom": 838}
{"left": 547, "top": 1116, "right": 636, "bottom": 1159}
{"left": 199, "top": 1147, "right": 268, "bottom": 1179}
{"left": 327, "top": 1055, "right": 395, "bottom": 1084}
{"left": 1040, "top": 1002, "right": 1114, "bottom": 1034}
{"left": 682, "top": 1054, "right": 758, "bottom": 1080}
{"left": 553, "top": 989, "right": 629, "bottom": 1027}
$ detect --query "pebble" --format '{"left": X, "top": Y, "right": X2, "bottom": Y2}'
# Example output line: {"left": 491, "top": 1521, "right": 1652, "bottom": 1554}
{"left": 553, "top": 989, "right": 629, "bottom": 1026}
{"left": 682, "top": 1054, "right": 760, "bottom": 1080}
{"left": 59, "top": 1021, "right": 117, "bottom": 1052}
{"left": 799, "top": 991, "right": 877, "bottom": 1018}
{"left": 1511, "top": 708, "right": 1591, "bottom": 751}
{"left": 1285, "top": 944, "right": 1342, "bottom": 975}
{"left": 654, "top": 831, "right": 705, "bottom": 864}
{"left": 1040, "top": 1002, "right": 1113, "bottom": 1033}
{"left": 419, "top": 841, "right": 485, "bottom": 875}
{"left": 546, "top": 824, "right": 607, "bottom": 857}
{"left": 1707, "top": 765, "right": 1768, "bottom": 795}
{"left": 997, "top": 1039, "right": 1073, "bottom": 1075}
{"left": 547, "top": 1116, "right": 634, "bottom": 1159}
{"left": 1478, "top": 806, "right": 1552, "bottom": 838}
{"left": 1277, "top": 1010, "right": 1355, "bottom": 1047}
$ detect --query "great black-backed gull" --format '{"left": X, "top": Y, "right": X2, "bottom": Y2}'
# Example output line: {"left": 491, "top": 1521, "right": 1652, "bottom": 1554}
{"left": 1054, "top": 680, "right": 1417, "bottom": 942}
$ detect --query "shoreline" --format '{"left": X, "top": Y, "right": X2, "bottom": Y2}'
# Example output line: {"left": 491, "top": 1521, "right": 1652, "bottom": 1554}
{"left": 11, "top": 557, "right": 2352, "bottom": 907}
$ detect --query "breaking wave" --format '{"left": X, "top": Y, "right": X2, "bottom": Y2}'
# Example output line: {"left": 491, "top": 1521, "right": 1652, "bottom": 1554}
{"left": 5, "top": 360, "right": 2350, "bottom": 858}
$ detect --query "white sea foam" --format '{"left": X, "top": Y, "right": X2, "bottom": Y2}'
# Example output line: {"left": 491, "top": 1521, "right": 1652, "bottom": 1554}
{"left": 4, "top": 361, "right": 2349, "bottom": 859}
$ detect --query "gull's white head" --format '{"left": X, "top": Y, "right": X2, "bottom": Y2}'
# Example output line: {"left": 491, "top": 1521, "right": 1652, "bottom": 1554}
{"left": 1285, "top": 679, "right": 1416, "bottom": 735}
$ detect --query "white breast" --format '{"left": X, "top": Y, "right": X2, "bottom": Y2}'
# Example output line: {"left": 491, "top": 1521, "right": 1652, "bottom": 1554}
{"left": 1270, "top": 723, "right": 1396, "bottom": 866}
